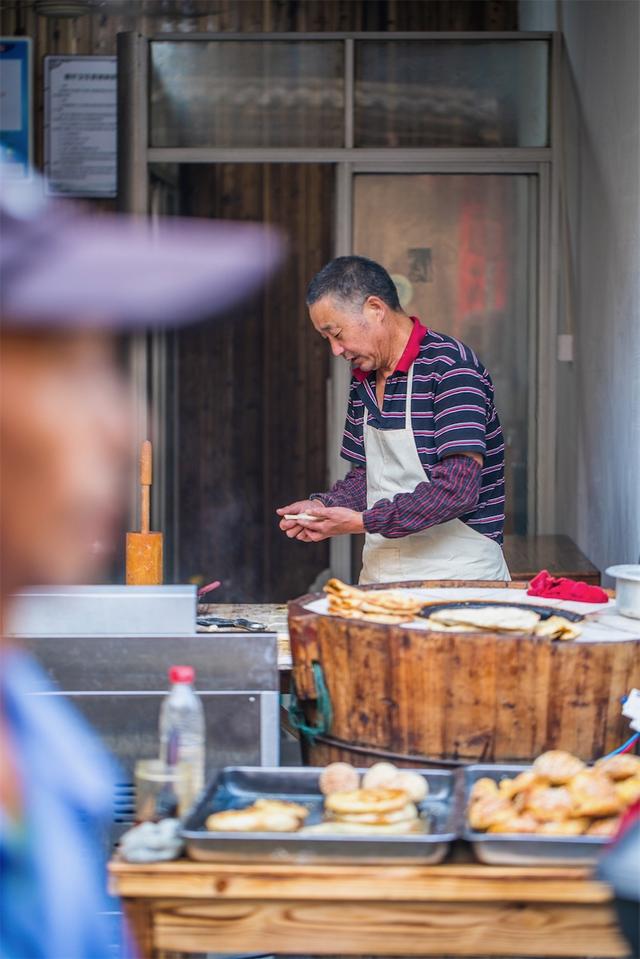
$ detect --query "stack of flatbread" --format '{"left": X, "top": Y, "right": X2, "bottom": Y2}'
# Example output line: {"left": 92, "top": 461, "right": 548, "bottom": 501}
{"left": 324, "top": 578, "right": 423, "bottom": 625}
{"left": 424, "top": 605, "right": 581, "bottom": 640}
{"left": 302, "top": 786, "right": 424, "bottom": 836}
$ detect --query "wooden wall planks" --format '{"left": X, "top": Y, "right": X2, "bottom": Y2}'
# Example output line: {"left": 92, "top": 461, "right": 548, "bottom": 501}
{"left": 175, "top": 163, "right": 333, "bottom": 601}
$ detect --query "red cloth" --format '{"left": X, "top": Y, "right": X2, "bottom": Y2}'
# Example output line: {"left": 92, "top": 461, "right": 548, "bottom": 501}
{"left": 527, "top": 569, "right": 609, "bottom": 604}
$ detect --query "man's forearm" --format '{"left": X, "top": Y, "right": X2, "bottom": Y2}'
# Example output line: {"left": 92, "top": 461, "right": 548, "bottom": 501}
{"left": 363, "top": 455, "right": 481, "bottom": 538}
{"left": 310, "top": 465, "right": 367, "bottom": 512}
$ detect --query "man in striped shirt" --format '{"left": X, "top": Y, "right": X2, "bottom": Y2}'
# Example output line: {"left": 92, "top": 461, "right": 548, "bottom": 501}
{"left": 278, "top": 256, "right": 510, "bottom": 582}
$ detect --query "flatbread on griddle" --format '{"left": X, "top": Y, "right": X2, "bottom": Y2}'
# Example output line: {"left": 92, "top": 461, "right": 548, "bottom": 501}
{"left": 428, "top": 606, "right": 541, "bottom": 632}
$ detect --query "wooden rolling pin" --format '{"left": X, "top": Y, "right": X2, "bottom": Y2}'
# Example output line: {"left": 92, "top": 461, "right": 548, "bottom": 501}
{"left": 126, "top": 440, "right": 163, "bottom": 585}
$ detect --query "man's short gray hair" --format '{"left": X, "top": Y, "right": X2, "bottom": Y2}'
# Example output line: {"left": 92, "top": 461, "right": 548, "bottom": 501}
{"left": 306, "top": 256, "right": 401, "bottom": 312}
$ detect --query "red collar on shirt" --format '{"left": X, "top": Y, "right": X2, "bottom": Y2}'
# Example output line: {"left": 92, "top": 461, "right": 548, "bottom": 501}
{"left": 352, "top": 316, "right": 427, "bottom": 382}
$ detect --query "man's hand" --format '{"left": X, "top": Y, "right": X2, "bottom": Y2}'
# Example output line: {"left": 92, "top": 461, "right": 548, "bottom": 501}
{"left": 289, "top": 506, "right": 364, "bottom": 542}
{"left": 276, "top": 499, "right": 320, "bottom": 539}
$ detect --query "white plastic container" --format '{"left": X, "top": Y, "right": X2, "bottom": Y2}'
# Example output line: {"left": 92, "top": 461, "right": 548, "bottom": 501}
{"left": 159, "top": 665, "right": 205, "bottom": 804}
{"left": 606, "top": 565, "right": 640, "bottom": 619}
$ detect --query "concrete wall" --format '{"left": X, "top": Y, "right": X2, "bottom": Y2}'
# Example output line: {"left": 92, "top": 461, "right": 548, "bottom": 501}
{"left": 522, "top": 0, "right": 640, "bottom": 576}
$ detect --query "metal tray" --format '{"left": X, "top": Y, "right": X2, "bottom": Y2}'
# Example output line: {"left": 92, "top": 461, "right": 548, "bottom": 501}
{"left": 182, "top": 766, "right": 459, "bottom": 864}
{"left": 463, "top": 764, "right": 609, "bottom": 866}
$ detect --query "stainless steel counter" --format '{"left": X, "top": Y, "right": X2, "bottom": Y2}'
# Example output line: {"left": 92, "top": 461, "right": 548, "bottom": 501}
{"left": 10, "top": 586, "right": 280, "bottom": 840}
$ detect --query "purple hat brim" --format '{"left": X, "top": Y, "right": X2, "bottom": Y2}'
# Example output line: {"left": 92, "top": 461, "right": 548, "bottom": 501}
{"left": 1, "top": 213, "right": 285, "bottom": 330}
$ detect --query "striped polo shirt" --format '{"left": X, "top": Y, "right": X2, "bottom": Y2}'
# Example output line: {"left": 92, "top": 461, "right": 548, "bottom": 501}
{"left": 341, "top": 317, "right": 506, "bottom": 543}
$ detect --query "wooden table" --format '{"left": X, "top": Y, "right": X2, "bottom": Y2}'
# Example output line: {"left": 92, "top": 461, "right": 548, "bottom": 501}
{"left": 503, "top": 534, "right": 601, "bottom": 585}
{"left": 109, "top": 854, "right": 629, "bottom": 958}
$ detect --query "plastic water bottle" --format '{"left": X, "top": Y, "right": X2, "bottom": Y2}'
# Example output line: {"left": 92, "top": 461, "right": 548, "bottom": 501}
{"left": 159, "top": 665, "right": 205, "bottom": 803}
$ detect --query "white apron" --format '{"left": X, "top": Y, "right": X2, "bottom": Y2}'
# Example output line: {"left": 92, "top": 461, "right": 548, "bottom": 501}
{"left": 359, "top": 362, "right": 510, "bottom": 585}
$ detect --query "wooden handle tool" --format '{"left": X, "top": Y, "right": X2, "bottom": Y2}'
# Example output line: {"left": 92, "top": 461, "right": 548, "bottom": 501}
{"left": 126, "top": 440, "right": 163, "bottom": 585}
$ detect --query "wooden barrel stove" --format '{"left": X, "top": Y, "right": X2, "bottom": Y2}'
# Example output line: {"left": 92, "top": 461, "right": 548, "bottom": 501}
{"left": 288, "top": 581, "right": 640, "bottom": 767}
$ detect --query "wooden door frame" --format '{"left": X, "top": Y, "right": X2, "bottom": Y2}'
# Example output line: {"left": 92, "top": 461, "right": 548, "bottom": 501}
{"left": 116, "top": 30, "right": 559, "bottom": 584}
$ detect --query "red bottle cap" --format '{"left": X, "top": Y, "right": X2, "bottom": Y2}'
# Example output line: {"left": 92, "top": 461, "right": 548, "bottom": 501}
{"left": 169, "top": 665, "right": 195, "bottom": 684}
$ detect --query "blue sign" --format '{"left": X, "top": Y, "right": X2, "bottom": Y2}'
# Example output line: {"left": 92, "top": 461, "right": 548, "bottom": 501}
{"left": 0, "top": 37, "right": 32, "bottom": 178}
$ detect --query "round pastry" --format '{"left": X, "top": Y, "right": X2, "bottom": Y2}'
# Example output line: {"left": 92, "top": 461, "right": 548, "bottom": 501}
{"left": 586, "top": 816, "right": 621, "bottom": 837}
{"left": 318, "top": 762, "right": 360, "bottom": 796}
{"left": 468, "top": 795, "right": 513, "bottom": 831}
{"left": 537, "top": 818, "right": 589, "bottom": 836}
{"left": 325, "top": 787, "right": 409, "bottom": 817}
{"left": 596, "top": 754, "right": 640, "bottom": 781}
{"left": 334, "top": 803, "right": 418, "bottom": 825}
{"left": 487, "top": 814, "right": 539, "bottom": 834}
{"left": 301, "top": 818, "right": 422, "bottom": 836}
{"left": 498, "top": 770, "right": 541, "bottom": 799}
{"left": 524, "top": 785, "right": 574, "bottom": 822}
{"left": 361, "top": 763, "right": 400, "bottom": 790}
{"left": 532, "top": 750, "right": 586, "bottom": 785}
{"left": 205, "top": 808, "right": 265, "bottom": 832}
{"left": 469, "top": 778, "right": 500, "bottom": 804}
{"left": 257, "top": 808, "right": 306, "bottom": 832}
{"left": 615, "top": 775, "right": 640, "bottom": 806}
{"left": 254, "top": 798, "right": 310, "bottom": 821}
{"left": 568, "top": 770, "right": 621, "bottom": 818}
{"left": 388, "top": 771, "right": 429, "bottom": 803}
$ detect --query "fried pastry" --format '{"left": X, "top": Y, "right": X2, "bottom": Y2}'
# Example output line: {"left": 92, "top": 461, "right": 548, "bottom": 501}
{"left": 318, "top": 762, "right": 360, "bottom": 796}
{"left": 537, "top": 818, "right": 589, "bottom": 836}
{"left": 532, "top": 750, "right": 586, "bottom": 785}
{"left": 469, "top": 777, "right": 500, "bottom": 804}
{"left": 534, "top": 616, "right": 582, "bottom": 640}
{"left": 205, "top": 808, "right": 264, "bottom": 832}
{"left": 487, "top": 814, "right": 539, "bottom": 834}
{"left": 361, "top": 764, "right": 429, "bottom": 803}
{"left": 254, "top": 798, "right": 310, "bottom": 821}
{"left": 568, "top": 770, "right": 621, "bottom": 818}
{"left": 301, "top": 818, "right": 423, "bottom": 836}
{"left": 334, "top": 803, "right": 418, "bottom": 825}
{"left": 468, "top": 795, "right": 514, "bottom": 831}
{"left": 324, "top": 579, "right": 424, "bottom": 624}
{"left": 595, "top": 754, "right": 640, "bottom": 781}
{"left": 390, "top": 771, "right": 429, "bottom": 803}
{"left": 586, "top": 816, "right": 621, "bottom": 837}
{"left": 205, "top": 806, "right": 302, "bottom": 833}
{"left": 361, "top": 762, "right": 399, "bottom": 790}
{"left": 498, "top": 770, "right": 542, "bottom": 799}
{"left": 523, "top": 785, "right": 574, "bottom": 822}
{"left": 615, "top": 775, "right": 640, "bottom": 806}
{"left": 325, "top": 787, "right": 409, "bottom": 817}
{"left": 427, "top": 606, "right": 540, "bottom": 632}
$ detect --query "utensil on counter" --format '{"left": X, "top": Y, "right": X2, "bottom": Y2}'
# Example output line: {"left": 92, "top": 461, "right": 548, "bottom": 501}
{"left": 606, "top": 565, "right": 640, "bottom": 619}
{"left": 126, "top": 440, "right": 163, "bottom": 585}
{"left": 198, "top": 580, "right": 221, "bottom": 598}
{"left": 197, "top": 616, "right": 268, "bottom": 632}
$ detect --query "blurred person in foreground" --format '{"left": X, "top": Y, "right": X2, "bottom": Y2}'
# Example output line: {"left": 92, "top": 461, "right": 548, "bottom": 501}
{"left": 0, "top": 170, "right": 282, "bottom": 958}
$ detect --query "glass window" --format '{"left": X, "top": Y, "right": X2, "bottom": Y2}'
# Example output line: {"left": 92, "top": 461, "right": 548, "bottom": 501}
{"left": 353, "top": 173, "right": 535, "bottom": 532}
{"left": 355, "top": 40, "right": 549, "bottom": 147}
{"left": 150, "top": 40, "right": 345, "bottom": 148}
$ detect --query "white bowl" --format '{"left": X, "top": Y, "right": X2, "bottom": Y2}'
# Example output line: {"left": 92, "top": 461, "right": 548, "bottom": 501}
{"left": 606, "top": 565, "right": 640, "bottom": 619}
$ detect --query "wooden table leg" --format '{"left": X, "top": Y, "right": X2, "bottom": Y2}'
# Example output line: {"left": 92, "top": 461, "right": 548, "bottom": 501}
{"left": 122, "top": 897, "right": 155, "bottom": 959}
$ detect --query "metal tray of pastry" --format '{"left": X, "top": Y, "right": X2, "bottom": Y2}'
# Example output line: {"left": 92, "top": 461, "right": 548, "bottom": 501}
{"left": 182, "top": 766, "right": 459, "bottom": 864}
{"left": 463, "top": 764, "right": 609, "bottom": 866}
